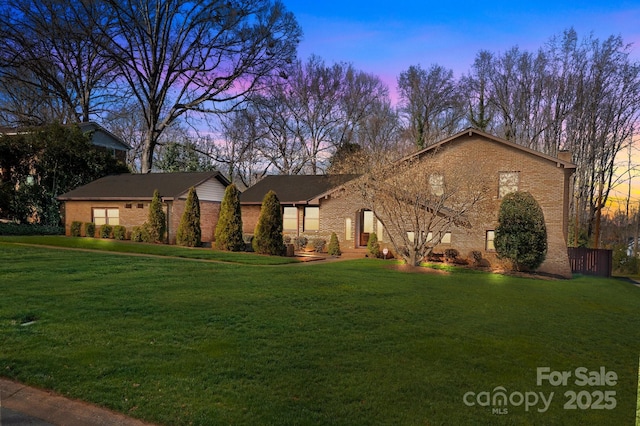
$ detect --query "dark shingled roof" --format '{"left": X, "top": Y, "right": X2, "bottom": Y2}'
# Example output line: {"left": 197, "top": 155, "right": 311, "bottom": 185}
{"left": 240, "top": 175, "right": 359, "bottom": 204}
{"left": 58, "top": 171, "right": 229, "bottom": 201}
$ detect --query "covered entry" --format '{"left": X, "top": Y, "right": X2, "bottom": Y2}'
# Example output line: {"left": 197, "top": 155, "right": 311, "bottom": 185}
{"left": 357, "top": 210, "right": 374, "bottom": 247}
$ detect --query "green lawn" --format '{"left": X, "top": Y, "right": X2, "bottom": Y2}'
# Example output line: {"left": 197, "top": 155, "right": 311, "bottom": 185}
{"left": 0, "top": 240, "right": 638, "bottom": 425}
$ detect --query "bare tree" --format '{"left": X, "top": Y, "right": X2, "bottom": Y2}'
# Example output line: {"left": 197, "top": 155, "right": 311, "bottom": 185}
{"left": 0, "top": 0, "right": 118, "bottom": 124}
{"left": 348, "top": 150, "right": 493, "bottom": 266}
{"left": 397, "top": 64, "right": 466, "bottom": 149}
{"left": 93, "top": 0, "right": 301, "bottom": 173}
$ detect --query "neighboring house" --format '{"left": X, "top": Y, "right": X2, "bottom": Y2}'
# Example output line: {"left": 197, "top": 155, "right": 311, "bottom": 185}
{"left": 240, "top": 128, "right": 576, "bottom": 278}
{"left": 58, "top": 171, "right": 230, "bottom": 243}
{"left": 77, "top": 122, "right": 131, "bottom": 163}
{"left": 0, "top": 121, "right": 131, "bottom": 163}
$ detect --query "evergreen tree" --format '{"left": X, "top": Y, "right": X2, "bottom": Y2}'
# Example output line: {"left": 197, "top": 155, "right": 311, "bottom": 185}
{"left": 148, "top": 189, "right": 166, "bottom": 243}
{"left": 494, "top": 191, "right": 547, "bottom": 271}
{"left": 327, "top": 232, "right": 341, "bottom": 256}
{"left": 176, "top": 187, "right": 201, "bottom": 247}
{"left": 252, "top": 190, "right": 285, "bottom": 255}
{"left": 215, "top": 184, "right": 244, "bottom": 251}
{"left": 367, "top": 231, "right": 380, "bottom": 257}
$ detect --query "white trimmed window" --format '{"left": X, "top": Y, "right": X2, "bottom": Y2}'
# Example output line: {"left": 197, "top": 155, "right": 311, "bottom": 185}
{"left": 441, "top": 231, "right": 452, "bottom": 244}
{"left": 429, "top": 173, "right": 444, "bottom": 196}
{"left": 283, "top": 207, "right": 298, "bottom": 231}
{"left": 304, "top": 207, "right": 319, "bottom": 231}
{"left": 499, "top": 172, "right": 519, "bottom": 198}
{"left": 377, "top": 220, "right": 384, "bottom": 241}
{"left": 345, "top": 218, "right": 352, "bottom": 241}
{"left": 93, "top": 208, "right": 119, "bottom": 225}
{"left": 363, "top": 210, "right": 374, "bottom": 233}
{"left": 486, "top": 230, "right": 495, "bottom": 251}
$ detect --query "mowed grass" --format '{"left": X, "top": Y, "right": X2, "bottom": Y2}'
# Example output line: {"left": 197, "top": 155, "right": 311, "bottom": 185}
{"left": 0, "top": 241, "right": 639, "bottom": 425}
{"left": 0, "top": 235, "right": 299, "bottom": 265}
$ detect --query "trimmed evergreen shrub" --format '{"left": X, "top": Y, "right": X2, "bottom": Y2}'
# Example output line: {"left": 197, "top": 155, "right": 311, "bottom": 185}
{"left": 328, "top": 232, "right": 341, "bottom": 256}
{"left": 70, "top": 221, "right": 82, "bottom": 237}
{"left": 293, "top": 236, "right": 308, "bottom": 251}
{"left": 0, "top": 223, "right": 63, "bottom": 236}
{"left": 148, "top": 189, "right": 166, "bottom": 243}
{"left": 113, "top": 225, "right": 126, "bottom": 240}
{"left": 84, "top": 222, "right": 95, "bottom": 238}
{"left": 176, "top": 187, "right": 202, "bottom": 247}
{"left": 312, "top": 238, "right": 326, "bottom": 252}
{"left": 444, "top": 248, "right": 459, "bottom": 261}
{"left": 214, "top": 184, "right": 244, "bottom": 251}
{"left": 252, "top": 190, "right": 286, "bottom": 256}
{"left": 495, "top": 191, "right": 547, "bottom": 271}
{"left": 100, "top": 224, "right": 113, "bottom": 238}
{"left": 367, "top": 232, "right": 380, "bottom": 257}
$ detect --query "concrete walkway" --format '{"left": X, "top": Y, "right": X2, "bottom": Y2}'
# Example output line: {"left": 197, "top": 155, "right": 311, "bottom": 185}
{"left": 0, "top": 379, "right": 155, "bottom": 426}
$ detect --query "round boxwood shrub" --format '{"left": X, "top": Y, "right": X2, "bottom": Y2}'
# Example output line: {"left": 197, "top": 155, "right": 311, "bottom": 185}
{"left": 70, "top": 221, "right": 82, "bottom": 237}
{"left": 494, "top": 191, "right": 547, "bottom": 271}
{"left": 84, "top": 222, "right": 95, "bottom": 238}
{"left": 113, "top": 225, "right": 126, "bottom": 240}
{"left": 100, "top": 224, "right": 113, "bottom": 238}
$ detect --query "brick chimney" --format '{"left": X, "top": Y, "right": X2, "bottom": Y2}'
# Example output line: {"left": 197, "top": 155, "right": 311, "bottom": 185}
{"left": 557, "top": 150, "right": 572, "bottom": 163}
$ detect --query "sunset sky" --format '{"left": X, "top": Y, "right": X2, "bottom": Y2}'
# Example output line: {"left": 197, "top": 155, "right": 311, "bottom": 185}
{"left": 283, "top": 0, "right": 640, "bottom": 210}
{"left": 284, "top": 0, "right": 640, "bottom": 101}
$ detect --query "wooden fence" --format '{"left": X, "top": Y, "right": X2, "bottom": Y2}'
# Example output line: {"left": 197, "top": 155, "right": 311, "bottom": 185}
{"left": 567, "top": 247, "right": 613, "bottom": 277}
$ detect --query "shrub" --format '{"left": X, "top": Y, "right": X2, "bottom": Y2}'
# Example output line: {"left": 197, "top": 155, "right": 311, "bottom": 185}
{"left": 470, "top": 250, "right": 483, "bottom": 265}
{"left": 177, "top": 187, "right": 202, "bottom": 247}
{"left": 312, "top": 238, "right": 326, "bottom": 252}
{"left": 100, "top": 224, "right": 113, "bottom": 238}
{"left": 131, "top": 223, "right": 152, "bottom": 243}
{"left": 367, "top": 232, "right": 380, "bottom": 257}
{"left": 252, "top": 191, "right": 286, "bottom": 255}
{"left": 84, "top": 222, "right": 95, "bottom": 238}
{"left": 70, "top": 221, "right": 82, "bottom": 237}
{"left": 113, "top": 225, "right": 126, "bottom": 240}
{"left": 148, "top": 189, "right": 166, "bottom": 243}
{"left": 0, "top": 222, "right": 63, "bottom": 236}
{"left": 242, "top": 234, "right": 254, "bottom": 252}
{"left": 327, "top": 232, "right": 341, "bottom": 256}
{"left": 444, "top": 248, "right": 459, "bottom": 262}
{"left": 293, "top": 236, "right": 308, "bottom": 251}
{"left": 284, "top": 235, "right": 292, "bottom": 244}
{"left": 214, "top": 184, "right": 244, "bottom": 251}
{"left": 495, "top": 191, "right": 547, "bottom": 271}
{"left": 613, "top": 246, "right": 639, "bottom": 275}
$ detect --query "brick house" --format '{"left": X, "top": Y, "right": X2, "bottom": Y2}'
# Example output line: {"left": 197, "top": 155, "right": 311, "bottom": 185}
{"left": 58, "top": 171, "right": 229, "bottom": 243}
{"left": 240, "top": 128, "right": 576, "bottom": 277}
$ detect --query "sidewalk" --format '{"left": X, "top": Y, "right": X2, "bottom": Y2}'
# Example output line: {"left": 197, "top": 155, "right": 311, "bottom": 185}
{"left": 0, "top": 379, "right": 155, "bottom": 426}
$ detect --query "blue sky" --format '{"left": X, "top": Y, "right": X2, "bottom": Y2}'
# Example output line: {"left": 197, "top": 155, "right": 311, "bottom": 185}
{"left": 283, "top": 1, "right": 640, "bottom": 100}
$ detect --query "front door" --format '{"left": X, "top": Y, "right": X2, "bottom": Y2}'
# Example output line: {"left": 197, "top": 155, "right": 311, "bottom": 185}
{"left": 358, "top": 210, "right": 374, "bottom": 247}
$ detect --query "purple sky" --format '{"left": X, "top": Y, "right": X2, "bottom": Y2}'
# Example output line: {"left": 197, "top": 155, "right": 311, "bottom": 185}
{"left": 283, "top": 1, "right": 640, "bottom": 102}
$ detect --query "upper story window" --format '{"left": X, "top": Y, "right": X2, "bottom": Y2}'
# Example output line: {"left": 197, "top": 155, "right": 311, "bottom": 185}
{"left": 429, "top": 173, "right": 444, "bottom": 196}
{"left": 93, "top": 208, "right": 119, "bottom": 226}
{"left": 499, "top": 172, "right": 520, "bottom": 198}
{"left": 282, "top": 207, "right": 298, "bottom": 231}
{"left": 304, "top": 207, "right": 319, "bottom": 231}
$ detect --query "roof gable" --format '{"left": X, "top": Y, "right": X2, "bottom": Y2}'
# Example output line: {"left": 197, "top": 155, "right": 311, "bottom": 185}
{"left": 400, "top": 128, "right": 576, "bottom": 170}
{"left": 240, "top": 175, "right": 359, "bottom": 204}
{"left": 58, "top": 171, "right": 229, "bottom": 201}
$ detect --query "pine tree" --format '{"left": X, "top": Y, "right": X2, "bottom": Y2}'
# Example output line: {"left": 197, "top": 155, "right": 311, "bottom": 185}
{"left": 148, "top": 189, "right": 166, "bottom": 243}
{"left": 495, "top": 191, "right": 547, "bottom": 271}
{"left": 176, "top": 187, "right": 201, "bottom": 247}
{"left": 252, "top": 190, "right": 286, "bottom": 256}
{"left": 327, "top": 232, "right": 341, "bottom": 256}
{"left": 215, "top": 184, "right": 244, "bottom": 251}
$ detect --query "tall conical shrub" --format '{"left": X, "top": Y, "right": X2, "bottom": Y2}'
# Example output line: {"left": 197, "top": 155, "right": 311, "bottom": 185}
{"left": 215, "top": 184, "right": 244, "bottom": 251}
{"left": 148, "top": 189, "right": 166, "bottom": 243}
{"left": 252, "top": 190, "right": 285, "bottom": 256}
{"left": 176, "top": 187, "right": 201, "bottom": 247}
{"left": 328, "top": 232, "right": 341, "bottom": 256}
